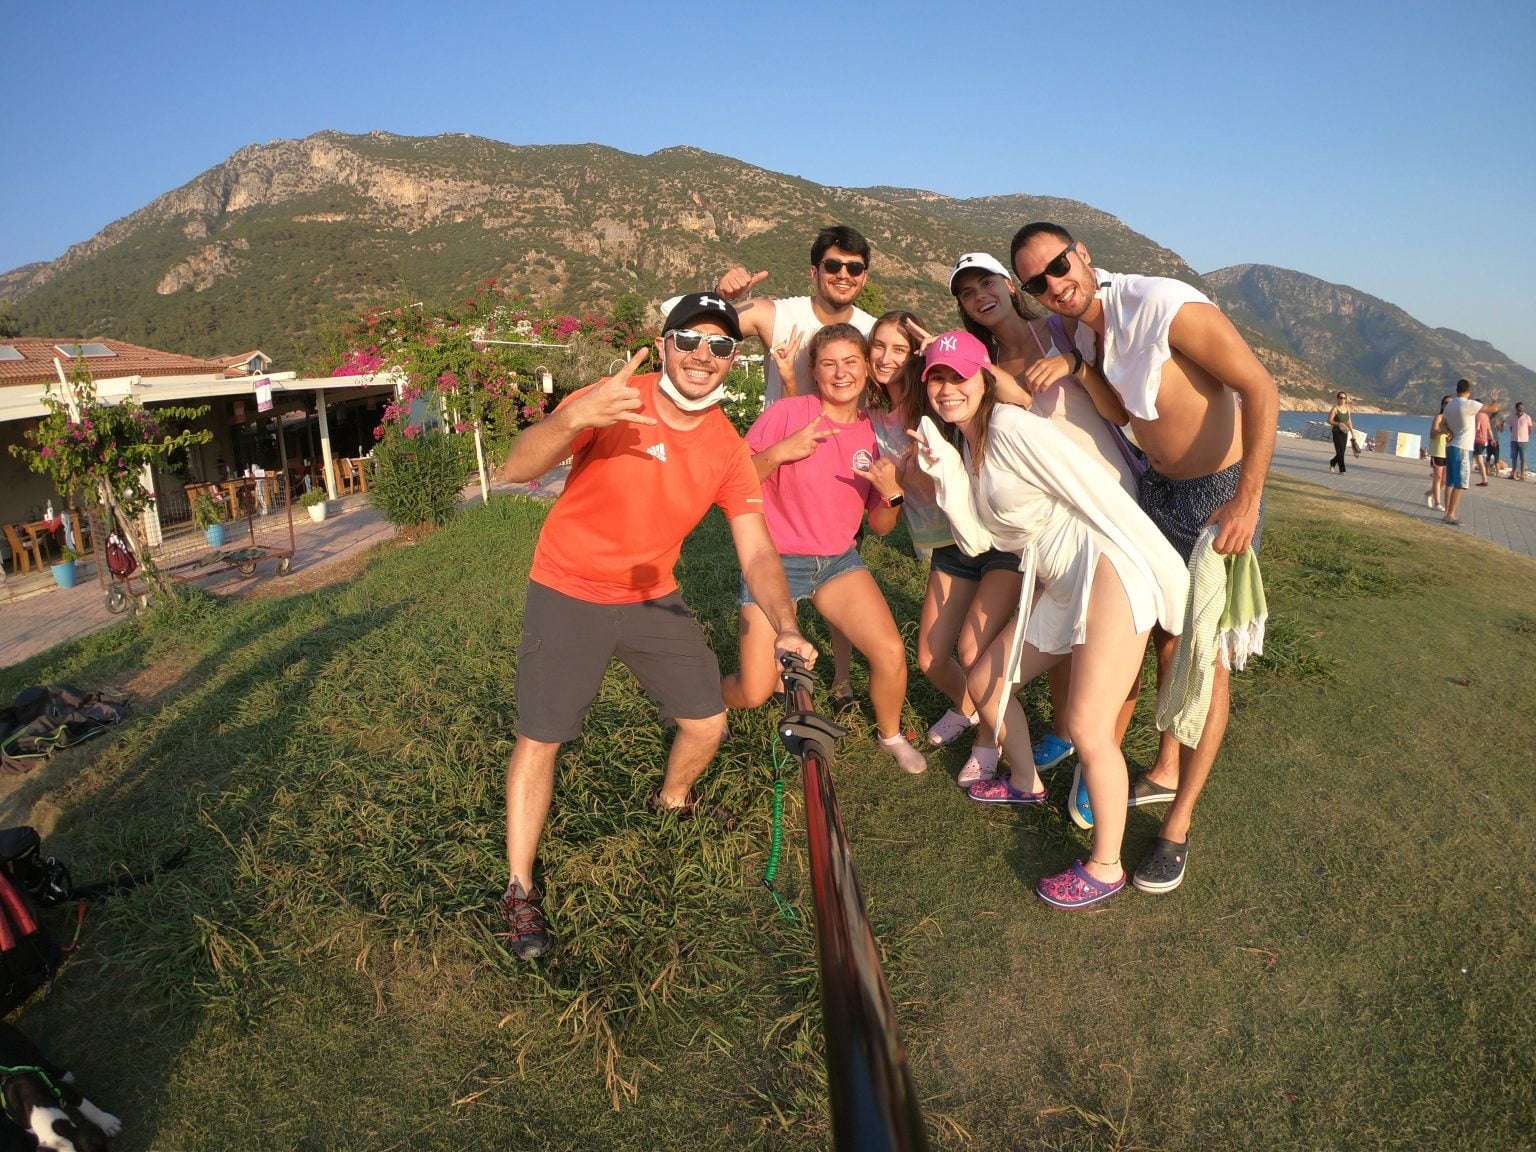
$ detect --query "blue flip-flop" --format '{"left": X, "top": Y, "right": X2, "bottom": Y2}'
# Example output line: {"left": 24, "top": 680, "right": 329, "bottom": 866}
{"left": 1033, "top": 733, "right": 1075, "bottom": 771}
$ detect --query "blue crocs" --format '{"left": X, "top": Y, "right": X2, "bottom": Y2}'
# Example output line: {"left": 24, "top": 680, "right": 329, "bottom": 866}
{"left": 1069, "top": 759, "right": 1094, "bottom": 830}
{"left": 1032, "top": 733, "right": 1075, "bottom": 772}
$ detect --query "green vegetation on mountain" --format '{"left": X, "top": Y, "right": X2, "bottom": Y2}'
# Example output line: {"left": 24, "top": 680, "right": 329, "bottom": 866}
{"left": 1206, "top": 263, "right": 1535, "bottom": 410}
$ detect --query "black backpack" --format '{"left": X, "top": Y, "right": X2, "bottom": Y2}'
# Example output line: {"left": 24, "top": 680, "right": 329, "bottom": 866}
{"left": 0, "top": 829, "right": 62, "bottom": 1016}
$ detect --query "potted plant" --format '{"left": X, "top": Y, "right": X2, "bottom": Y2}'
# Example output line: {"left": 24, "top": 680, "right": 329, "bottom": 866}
{"left": 50, "top": 545, "right": 79, "bottom": 589}
{"left": 191, "top": 490, "right": 227, "bottom": 547}
{"left": 300, "top": 487, "right": 328, "bottom": 523}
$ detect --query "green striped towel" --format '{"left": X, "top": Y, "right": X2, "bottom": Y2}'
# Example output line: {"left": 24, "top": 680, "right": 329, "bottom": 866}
{"left": 1156, "top": 526, "right": 1268, "bottom": 748}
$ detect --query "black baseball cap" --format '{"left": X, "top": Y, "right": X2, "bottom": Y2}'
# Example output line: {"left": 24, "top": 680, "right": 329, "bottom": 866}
{"left": 662, "top": 292, "right": 742, "bottom": 340}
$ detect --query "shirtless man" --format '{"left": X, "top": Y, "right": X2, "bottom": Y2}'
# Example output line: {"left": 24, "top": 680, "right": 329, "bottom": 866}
{"left": 1011, "top": 221, "right": 1277, "bottom": 895}
{"left": 717, "top": 224, "right": 878, "bottom": 403}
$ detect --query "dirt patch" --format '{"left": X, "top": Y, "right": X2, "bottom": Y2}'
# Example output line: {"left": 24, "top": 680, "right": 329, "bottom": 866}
{"left": 245, "top": 539, "right": 397, "bottom": 600}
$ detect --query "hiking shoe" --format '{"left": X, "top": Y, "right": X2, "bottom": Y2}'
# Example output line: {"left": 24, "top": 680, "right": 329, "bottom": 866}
{"left": 499, "top": 882, "right": 554, "bottom": 961}
{"left": 1032, "top": 733, "right": 1075, "bottom": 771}
{"left": 829, "top": 688, "right": 862, "bottom": 717}
{"left": 1069, "top": 760, "right": 1094, "bottom": 831}
{"left": 1036, "top": 861, "right": 1126, "bottom": 909}
{"left": 966, "top": 776, "right": 1048, "bottom": 806}
{"left": 647, "top": 791, "right": 739, "bottom": 829}
{"left": 1131, "top": 837, "right": 1190, "bottom": 894}
{"left": 926, "top": 708, "right": 976, "bottom": 747}
{"left": 1128, "top": 772, "right": 1177, "bottom": 807}
{"left": 956, "top": 744, "right": 1000, "bottom": 787}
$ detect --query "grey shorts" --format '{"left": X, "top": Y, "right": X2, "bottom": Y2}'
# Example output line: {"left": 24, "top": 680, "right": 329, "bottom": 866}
{"left": 1139, "top": 461, "right": 1264, "bottom": 562}
{"left": 516, "top": 581, "right": 725, "bottom": 743}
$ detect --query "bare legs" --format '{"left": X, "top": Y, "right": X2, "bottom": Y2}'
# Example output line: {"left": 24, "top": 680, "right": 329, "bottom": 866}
{"left": 504, "top": 713, "right": 726, "bottom": 891}
{"left": 725, "top": 570, "right": 908, "bottom": 738}
{"left": 1143, "top": 625, "right": 1230, "bottom": 845}
{"left": 1061, "top": 559, "right": 1148, "bottom": 884}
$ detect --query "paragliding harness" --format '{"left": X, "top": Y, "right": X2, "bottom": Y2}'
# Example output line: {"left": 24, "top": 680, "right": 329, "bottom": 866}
{"left": 0, "top": 826, "right": 189, "bottom": 1014}
{"left": 105, "top": 530, "right": 138, "bottom": 579}
{"left": 0, "top": 685, "right": 130, "bottom": 774}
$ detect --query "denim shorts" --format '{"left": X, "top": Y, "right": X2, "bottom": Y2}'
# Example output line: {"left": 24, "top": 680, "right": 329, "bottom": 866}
{"left": 1445, "top": 445, "right": 1470, "bottom": 490}
{"left": 929, "top": 544, "right": 1019, "bottom": 582}
{"left": 739, "top": 548, "right": 865, "bottom": 606}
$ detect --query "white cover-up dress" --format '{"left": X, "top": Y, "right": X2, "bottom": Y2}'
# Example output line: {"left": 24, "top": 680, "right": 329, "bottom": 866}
{"left": 916, "top": 405, "right": 1188, "bottom": 704}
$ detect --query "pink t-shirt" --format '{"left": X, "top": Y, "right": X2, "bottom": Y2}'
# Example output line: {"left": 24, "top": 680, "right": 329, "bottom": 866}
{"left": 1513, "top": 412, "right": 1532, "bottom": 443}
{"left": 747, "top": 394, "right": 882, "bottom": 556}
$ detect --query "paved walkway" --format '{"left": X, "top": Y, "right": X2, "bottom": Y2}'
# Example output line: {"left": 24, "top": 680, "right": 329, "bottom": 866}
{"left": 0, "top": 496, "right": 394, "bottom": 669}
{"left": 1269, "top": 437, "right": 1536, "bottom": 559}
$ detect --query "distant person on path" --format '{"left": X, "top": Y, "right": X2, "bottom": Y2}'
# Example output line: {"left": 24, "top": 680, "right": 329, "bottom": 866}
{"left": 1511, "top": 402, "right": 1531, "bottom": 481}
{"left": 1327, "top": 392, "right": 1355, "bottom": 473}
{"left": 1473, "top": 400, "right": 1494, "bottom": 485}
{"left": 496, "top": 293, "right": 815, "bottom": 961}
{"left": 1440, "top": 379, "right": 1483, "bottom": 526}
{"left": 1488, "top": 407, "right": 1506, "bottom": 476}
{"left": 722, "top": 324, "right": 927, "bottom": 775}
{"left": 1426, "top": 394, "right": 1451, "bottom": 511}
{"left": 1011, "top": 221, "right": 1278, "bottom": 895}
{"left": 714, "top": 225, "right": 878, "bottom": 708}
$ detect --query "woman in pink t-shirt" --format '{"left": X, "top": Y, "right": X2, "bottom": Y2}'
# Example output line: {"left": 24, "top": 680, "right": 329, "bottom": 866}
{"left": 722, "top": 325, "right": 927, "bottom": 774}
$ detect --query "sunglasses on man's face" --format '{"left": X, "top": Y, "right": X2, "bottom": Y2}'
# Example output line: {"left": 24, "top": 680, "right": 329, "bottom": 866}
{"left": 1020, "top": 242, "right": 1078, "bottom": 296}
{"left": 669, "top": 329, "right": 739, "bottom": 358}
{"left": 819, "top": 258, "right": 867, "bottom": 278}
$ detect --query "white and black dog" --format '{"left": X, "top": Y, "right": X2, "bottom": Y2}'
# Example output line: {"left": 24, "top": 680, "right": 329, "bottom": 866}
{"left": 0, "top": 1022, "right": 120, "bottom": 1152}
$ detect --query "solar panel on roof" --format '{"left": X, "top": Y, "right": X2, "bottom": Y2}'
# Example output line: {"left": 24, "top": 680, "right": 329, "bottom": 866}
{"left": 55, "top": 342, "right": 116, "bottom": 358}
{"left": 0, "top": 346, "right": 23, "bottom": 361}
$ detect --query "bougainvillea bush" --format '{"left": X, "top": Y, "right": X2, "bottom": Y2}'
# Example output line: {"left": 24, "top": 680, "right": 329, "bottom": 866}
{"left": 10, "top": 360, "right": 211, "bottom": 595}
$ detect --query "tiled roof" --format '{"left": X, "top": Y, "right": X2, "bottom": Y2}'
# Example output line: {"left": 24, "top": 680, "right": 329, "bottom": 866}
{"left": 0, "top": 337, "right": 230, "bottom": 388}
{"left": 217, "top": 349, "right": 271, "bottom": 373}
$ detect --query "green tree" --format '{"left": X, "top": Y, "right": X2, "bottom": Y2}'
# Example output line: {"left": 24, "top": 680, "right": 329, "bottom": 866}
{"left": 855, "top": 279, "right": 886, "bottom": 316}
{"left": 609, "top": 291, "right": 647, "bottom": 348}
{"left": 0, "top": 302, "right": 20, "bottom": 338}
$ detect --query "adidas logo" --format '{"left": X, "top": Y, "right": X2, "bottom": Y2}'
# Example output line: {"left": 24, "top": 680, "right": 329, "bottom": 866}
{"left": 646, "top": 442, "right": 668, "bottom": 463}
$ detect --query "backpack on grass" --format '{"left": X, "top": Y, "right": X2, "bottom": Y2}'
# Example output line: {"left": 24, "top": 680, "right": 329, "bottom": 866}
{"left": 0, "top": 865, "right": 59, "bottom": 1017}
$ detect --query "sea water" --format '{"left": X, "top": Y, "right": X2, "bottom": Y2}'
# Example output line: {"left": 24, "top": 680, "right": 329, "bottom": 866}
{"left": 1280, "top": 411, "right": 1436, "bottom": 443}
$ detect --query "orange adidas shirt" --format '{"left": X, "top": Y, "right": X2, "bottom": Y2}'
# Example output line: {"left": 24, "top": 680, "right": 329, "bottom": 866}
{"left": 530, "top": 373, "right": 763, "bottom": 604}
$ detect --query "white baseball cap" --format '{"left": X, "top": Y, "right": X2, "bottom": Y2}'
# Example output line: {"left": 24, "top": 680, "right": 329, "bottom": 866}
{"left": 948, "top": 252, "right": 1011, "bottom": 293}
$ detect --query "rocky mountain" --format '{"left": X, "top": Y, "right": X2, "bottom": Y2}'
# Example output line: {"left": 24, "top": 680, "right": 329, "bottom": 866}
{"left": 1, "top": 132, "right": 1338, "bottom": 402}
{"left": 1206, "top": 264, "right": 1534, "bottom": 411}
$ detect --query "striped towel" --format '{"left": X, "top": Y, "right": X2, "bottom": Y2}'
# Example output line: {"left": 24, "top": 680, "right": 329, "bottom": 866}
{"left": 1156, "top": 526, "right": 1268, "bottom": 748}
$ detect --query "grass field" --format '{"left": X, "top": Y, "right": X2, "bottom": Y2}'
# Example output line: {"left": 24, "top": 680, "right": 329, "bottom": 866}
{"left": 5, "top": 477, "right": 1534, "bottom": 1151}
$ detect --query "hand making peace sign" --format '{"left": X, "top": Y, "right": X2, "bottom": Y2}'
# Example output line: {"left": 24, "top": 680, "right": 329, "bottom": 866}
{"left": 563, "top": 347, "right": 658, "bottom": 430}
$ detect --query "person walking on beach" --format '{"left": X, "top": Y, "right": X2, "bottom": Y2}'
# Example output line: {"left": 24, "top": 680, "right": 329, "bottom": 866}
{"left": 1011, "top": 221, "right": 1278, "bottom": 895}
{"left": 1327, "top": 391, "right": 1354, "bottom": 473}
{"left": 1473, "top": 400, "right": 1494, "bottom": 485}
{"left": 495, "top": 293, "right": 816, "bottom": 960}
{"left": 1440, "top": 379, "right": 1483, "bottom": 525}
{"left": 1511, "top": 402, "right": 1531, "bottom": 481}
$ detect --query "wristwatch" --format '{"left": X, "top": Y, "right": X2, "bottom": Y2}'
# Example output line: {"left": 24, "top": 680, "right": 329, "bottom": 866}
{"left": 884, "top": 491, "right": 904, "bottom": 509}
{"left": 1068, "top": 348, "right": 1084, "bottom": 376}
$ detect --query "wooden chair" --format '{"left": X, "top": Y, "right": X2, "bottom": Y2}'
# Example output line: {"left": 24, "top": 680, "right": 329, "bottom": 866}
{"left": 4, "top": 524, "right": 41, "bottom": 575}
{"left": 337, "top": 457, "right": 358, "bottom": 497}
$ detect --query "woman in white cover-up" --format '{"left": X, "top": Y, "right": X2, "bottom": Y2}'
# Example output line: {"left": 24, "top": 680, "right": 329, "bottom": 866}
{"left": 910, "top": 330, "right": 1187, "bottom": 909}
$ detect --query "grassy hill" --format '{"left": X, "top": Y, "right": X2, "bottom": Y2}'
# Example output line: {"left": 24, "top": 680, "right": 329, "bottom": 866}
{"left": 7, "top": 481, "right": 1534, "bottom": 1150}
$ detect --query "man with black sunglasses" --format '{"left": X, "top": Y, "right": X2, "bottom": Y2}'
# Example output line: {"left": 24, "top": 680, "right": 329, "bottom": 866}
{"left": 1011, "top": 221, "right": 1278, "bottom": 897}
{"left": 716, "top": 224, "right": 878, "bottom": 403}
{"left": 496, "top": 291, "right": 815, "bottom": 961}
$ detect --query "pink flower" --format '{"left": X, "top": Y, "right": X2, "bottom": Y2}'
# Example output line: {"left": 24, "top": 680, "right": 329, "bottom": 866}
{"left": 438, "top": 371, "right": 459, "bottom": 391}
{"left": 373, "top": 425, "right": 385, "bottom": 441}
{"left": 403, "top": 424, "right": 421, "bottom": 440}
{"left": 454, "top": 421, "right": 471, "bottom": 434}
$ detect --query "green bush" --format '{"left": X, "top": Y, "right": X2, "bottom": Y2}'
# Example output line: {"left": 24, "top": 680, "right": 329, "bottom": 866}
{"left": 368, "top": 429, "right": 468, "bottom": 528}
{"left": 299, "top": 487, "right": 328, "bottom": 508}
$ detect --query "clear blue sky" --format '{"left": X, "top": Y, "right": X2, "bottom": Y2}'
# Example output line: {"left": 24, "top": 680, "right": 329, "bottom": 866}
{"left": 3, "top": 0, "right": 1534, "bottom": 368}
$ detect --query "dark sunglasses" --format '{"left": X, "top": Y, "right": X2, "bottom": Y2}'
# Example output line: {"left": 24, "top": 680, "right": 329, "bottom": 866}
{"left": 819, "top": 258, "right": 867, "bottom": 277}
{"left": 1020, "top": 242, "right": 1077, "bottom": 296}
{"left": 668, "top": 329, "right": 739, "bottom": 358}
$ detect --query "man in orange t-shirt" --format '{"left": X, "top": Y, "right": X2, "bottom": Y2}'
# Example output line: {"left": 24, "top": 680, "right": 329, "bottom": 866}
{"left": 497, "top": 292, "right": 815, "bottom": 960}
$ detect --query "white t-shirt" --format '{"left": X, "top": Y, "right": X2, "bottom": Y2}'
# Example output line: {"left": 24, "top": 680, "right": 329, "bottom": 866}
{"left": 763, "top": 296, "right": 875, "bottom": 404}
{"left": 1442, "top": 397, "right": 1483, "bottom": 451}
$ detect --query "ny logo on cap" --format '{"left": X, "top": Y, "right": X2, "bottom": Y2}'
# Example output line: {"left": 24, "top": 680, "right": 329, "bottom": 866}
{"left": 938, "top": 335, "right": 958, "bottom": 352}
{"left": 698, "top": 295, "right": 724, "bottom": 310}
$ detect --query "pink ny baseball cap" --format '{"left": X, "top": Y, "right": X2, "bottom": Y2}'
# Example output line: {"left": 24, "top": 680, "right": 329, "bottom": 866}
{"left": 921, "top": 329, "right": 990, "bottom": 382}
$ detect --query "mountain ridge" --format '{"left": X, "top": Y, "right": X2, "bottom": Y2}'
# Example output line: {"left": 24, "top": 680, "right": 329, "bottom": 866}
{"left": 5, "top": 131, "right": 1521, "bottom": 410}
